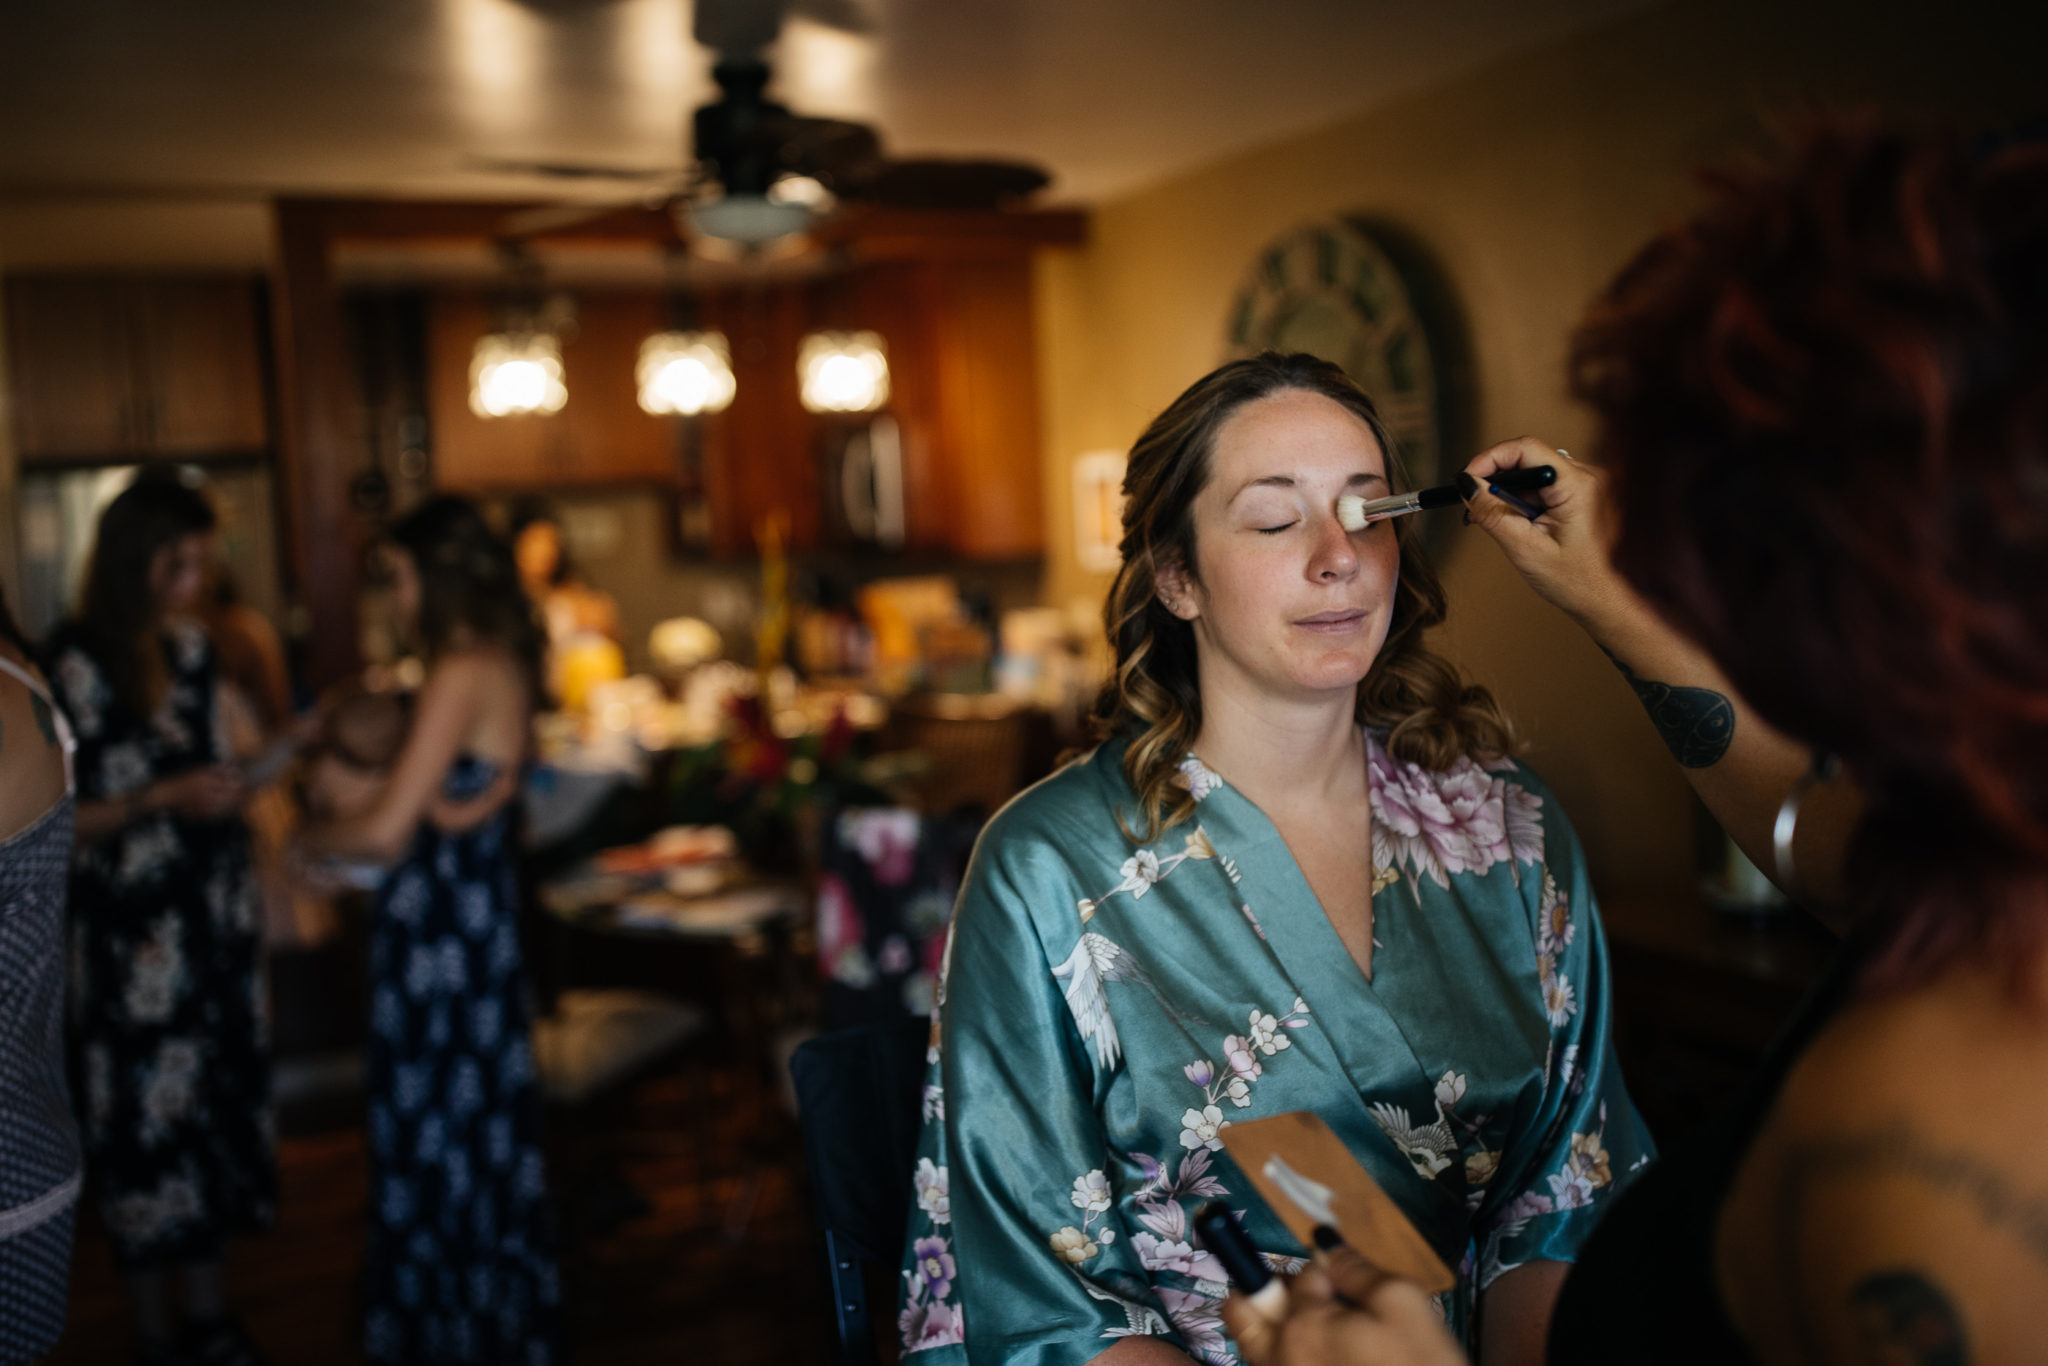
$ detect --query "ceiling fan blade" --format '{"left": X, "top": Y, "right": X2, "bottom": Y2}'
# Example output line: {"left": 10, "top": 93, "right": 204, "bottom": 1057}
{"left": 782, "top": 115, "right": 886, "bottom": 188}
{"left": 848, "top": 159, "right": 1052, "bottom": 211}
{"left": 463, "top": 154, "right": 683, "bottom": 183}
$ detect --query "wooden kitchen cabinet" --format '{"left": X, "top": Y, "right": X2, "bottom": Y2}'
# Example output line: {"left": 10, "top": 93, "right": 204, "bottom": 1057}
{"left": 925, "top": 257, "right": 1045, "bottom": 558}
{"left": 813, "top": 257, "right": 1044, "bottom": 558}
{"left": 426, "top": 291, "right": 684, "bottom": 491}
{"left": 422, "top": 253, "right": 1047, "bottom": 561}
{"left": 134, "top": 279, "right": 271, "bottom": 453}
{"left": 3, "top": 274, "right": 269, "bottom": 460}
{"left": 693, "top": 285, "right": 821, "bottom": 558}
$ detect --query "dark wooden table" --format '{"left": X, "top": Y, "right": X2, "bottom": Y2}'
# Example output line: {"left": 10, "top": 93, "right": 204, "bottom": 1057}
{"left": 532, "top": 874, "right": 814, "bottom": 1065}
{"left": 1599, "top": 893, "right": 1841, "bottom": 1146}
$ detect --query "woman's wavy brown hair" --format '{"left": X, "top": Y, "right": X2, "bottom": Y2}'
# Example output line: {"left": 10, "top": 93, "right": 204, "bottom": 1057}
{"left": 1087, "top": 352, "right": 1515, "bottom": 842}
{"left": 389, "top": 496, "right": 548, "bottom": 704}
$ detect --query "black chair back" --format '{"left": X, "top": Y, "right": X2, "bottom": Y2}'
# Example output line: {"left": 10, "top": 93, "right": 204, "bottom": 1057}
{"left": 790, "top": 1017, "right": 932, "bottom": 1366}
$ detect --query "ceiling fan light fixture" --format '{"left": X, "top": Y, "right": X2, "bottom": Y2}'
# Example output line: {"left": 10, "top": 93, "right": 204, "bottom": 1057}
{"left": 683, "top": 193, "right": 816, "bottom": 248}
{"left": 767, "top": 173, "right": 834, "bottom": 211}
{"left": 470, "top": 332, "right": 568, "bottom": 418}
{"left": 799, "top": 330, "right": 889, "bottom": 413}
{"left": 637, "top": 331, "right": 737, "bottom": 415}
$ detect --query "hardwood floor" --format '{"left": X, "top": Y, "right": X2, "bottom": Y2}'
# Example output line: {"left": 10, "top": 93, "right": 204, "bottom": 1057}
{"left": 48, "top": 1065, "right": 837, "bottom": 1364}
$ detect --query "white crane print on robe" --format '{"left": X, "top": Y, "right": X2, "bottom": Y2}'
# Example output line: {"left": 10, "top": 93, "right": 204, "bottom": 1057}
{"left": 1368, "top": 1097, "right": 1458, "bottom": 1180}
{"left": 1053, "top": 932, "right": 1136, "bottom": 1070}
{"left": 1077, "top": 1269, "right": 1173, "bottom": 1338}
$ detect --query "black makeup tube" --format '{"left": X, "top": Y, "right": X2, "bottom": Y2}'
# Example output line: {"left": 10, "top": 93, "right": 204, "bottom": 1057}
{"left": 1193, "top": 1202, "right": 1288, "bottom": 1319}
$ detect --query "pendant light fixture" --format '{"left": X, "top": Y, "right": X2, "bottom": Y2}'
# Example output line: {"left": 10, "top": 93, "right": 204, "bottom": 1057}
{"left": 637, "top": 246, "right": 736, "bottom": 416}
{"left": 470, "top": 332, "right": 568, "bottom": 418}
{"left": 469, "top": 243, "right": 571, "bottom": 419}
{"left": 637, "top": 332, "right": 736, "bottom": 416}
{"left": 798, "top": 329, "right": 890, "bottom": 413}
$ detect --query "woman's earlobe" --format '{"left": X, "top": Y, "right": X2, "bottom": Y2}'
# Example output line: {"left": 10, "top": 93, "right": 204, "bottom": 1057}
{"left": 1153, "top": 562, "right": 1192, "bottom": 620}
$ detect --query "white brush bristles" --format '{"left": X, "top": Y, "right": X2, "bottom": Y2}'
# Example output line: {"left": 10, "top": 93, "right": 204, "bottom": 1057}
{"left": 1335, "top": 495, "right": 1369, "bottom": 532}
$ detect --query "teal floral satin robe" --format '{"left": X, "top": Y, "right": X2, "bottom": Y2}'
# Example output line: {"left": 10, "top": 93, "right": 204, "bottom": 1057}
{"left": 895, "top": 733, "right": 1654, "bottom": 1364}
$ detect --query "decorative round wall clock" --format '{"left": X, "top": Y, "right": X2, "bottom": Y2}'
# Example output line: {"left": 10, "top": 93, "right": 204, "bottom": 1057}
{"left": 1225, "top": 217, "right": 1472, "bottom": 512}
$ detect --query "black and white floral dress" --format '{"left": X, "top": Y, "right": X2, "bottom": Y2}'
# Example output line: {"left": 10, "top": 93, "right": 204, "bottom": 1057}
{"left": 45, "top": 621, "right": 276, "bottom": 1269}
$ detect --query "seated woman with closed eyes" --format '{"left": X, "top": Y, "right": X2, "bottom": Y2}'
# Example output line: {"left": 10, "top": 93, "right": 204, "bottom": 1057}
{"left": 893, "top": 352, "right": 1652, "bottom": 1366}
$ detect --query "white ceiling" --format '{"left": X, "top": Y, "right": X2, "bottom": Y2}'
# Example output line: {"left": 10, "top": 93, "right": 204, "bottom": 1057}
{"left": 0, "top": 0, "right": 1657, "bottom": 265}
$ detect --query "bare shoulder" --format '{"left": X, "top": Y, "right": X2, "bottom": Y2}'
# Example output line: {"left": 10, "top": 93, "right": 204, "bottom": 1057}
{"left": 424, "top": 646, "right": 531, "bottom": 763}
{"left": 430, "top": 644, "right": 517, "bottom": 678}
{"left": 0, "top": 647, "right": 59, "bottom": 746}
{"left": 0, "top": 647, "right": 67, "bottom": 837}
{"left": 1719, "top": 964, "right": 2048, "bottom": 1363}
{"left": 425, "top": 645, "right": 526, "bottom": 699}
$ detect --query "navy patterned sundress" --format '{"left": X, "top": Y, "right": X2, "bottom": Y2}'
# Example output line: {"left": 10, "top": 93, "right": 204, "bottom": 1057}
{"left": 363, "top": 757, "right": 558, "bottom": 1365}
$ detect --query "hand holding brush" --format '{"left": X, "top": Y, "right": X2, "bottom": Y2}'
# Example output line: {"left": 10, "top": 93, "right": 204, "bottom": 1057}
{"left": 1337, "top": 464, "right": 1557, "bottom": 531}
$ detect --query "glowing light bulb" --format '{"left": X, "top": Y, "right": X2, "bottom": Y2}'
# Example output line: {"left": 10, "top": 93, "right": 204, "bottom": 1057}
{"left": 637, "top": 331, "right": 737, "bottom": 415}
{"left": 469, "top": 333, "right": 567, "bottom": 418}
{"left": 798, "top": 330, "right": 890, "bottom": 413}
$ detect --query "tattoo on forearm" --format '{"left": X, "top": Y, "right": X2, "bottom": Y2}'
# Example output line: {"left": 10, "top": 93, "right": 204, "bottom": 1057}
{"left": 1604, "top": 652, "right": 1734, "bottom": 769}
{"left": 1850, "top": 1271, "right": 1968, "bottom": 1366}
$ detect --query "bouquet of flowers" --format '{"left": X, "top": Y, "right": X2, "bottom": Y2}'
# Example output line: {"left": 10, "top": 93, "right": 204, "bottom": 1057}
{"left": 667, "top": 693, "right": 889, "bottom": 869}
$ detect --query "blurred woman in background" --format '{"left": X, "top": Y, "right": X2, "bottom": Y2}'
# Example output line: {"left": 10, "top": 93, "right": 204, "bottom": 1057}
{"left": 299, "top": 495, "right": 556, "bottom": 1365}
{"left": 44, "top": 473, "right": 274, "bottom": 1366}
{"left": 509, "top": 498, "right": 620, "bottom": 652}
{"left": 0, "top": 585, "right": 80, "bottom": 1363}
{"left": 508, "top": 499, "right": 622, "bottom": 713}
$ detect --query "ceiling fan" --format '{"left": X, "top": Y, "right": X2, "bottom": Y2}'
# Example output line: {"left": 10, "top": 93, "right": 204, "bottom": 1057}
{"left": 482, "top": 0, "right": 1052, "bottom": 251}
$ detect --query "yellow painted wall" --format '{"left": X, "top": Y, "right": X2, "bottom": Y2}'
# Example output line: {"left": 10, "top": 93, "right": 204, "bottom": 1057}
{"left": 1033, "top": 0, "right": 2046, "bottom": 898}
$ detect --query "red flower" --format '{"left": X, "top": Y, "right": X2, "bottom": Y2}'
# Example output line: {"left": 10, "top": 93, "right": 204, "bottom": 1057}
{"left": 820, "top": 705, "right": 854, "bottom": 764}
{"left": 726, "top": 692, "right": 768, "bottom": 738}
{"left": 744, "top": 734, "right": 789, "bottom": 784}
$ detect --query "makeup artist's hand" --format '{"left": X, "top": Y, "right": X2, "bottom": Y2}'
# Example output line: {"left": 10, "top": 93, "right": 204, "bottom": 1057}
{"left": 1221, "top": 1246, "right": 1466, "bottom": 1366}
{"left": 1458, "top": 437, "right": 1643, "bottom": 635}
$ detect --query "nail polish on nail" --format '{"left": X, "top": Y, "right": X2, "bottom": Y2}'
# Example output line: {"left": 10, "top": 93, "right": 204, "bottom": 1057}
{"left": 1455, "top": 472, "right": 1479, "bottom": 500}
{"left": 1312, "top": 1224, "right": 1346, "bottom": 1252}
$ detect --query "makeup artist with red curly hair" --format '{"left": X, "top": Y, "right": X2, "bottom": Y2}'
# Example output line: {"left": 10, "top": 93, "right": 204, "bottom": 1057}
{"left": 1223, "top": 121, "right": 2048, "bottom": 1365}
